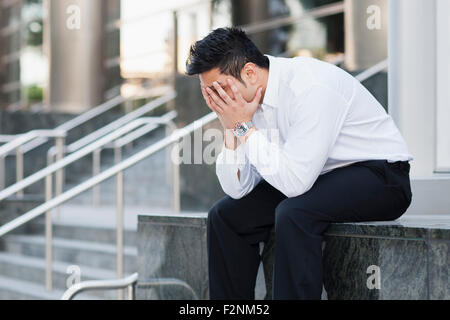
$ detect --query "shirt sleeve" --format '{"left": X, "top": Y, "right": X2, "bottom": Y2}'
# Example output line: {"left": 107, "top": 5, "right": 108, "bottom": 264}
{"left": 243, "top": 84, "right": 350, "bottom": 198}
{"left": 216, "top": 142, "right": 263, "bottom": 199}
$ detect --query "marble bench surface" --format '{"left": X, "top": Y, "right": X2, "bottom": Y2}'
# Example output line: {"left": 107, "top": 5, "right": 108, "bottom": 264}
{"left": 137, "top": 213, "right": 449, "bottom": 300}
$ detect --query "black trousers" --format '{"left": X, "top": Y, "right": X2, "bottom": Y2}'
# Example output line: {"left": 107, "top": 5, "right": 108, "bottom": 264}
{"left": 207, "top": 159, "right": 412, "bottom": 300}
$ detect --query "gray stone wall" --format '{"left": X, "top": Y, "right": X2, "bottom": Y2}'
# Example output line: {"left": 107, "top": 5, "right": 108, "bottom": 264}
{"left": 137, "top": 213, "right": 450, "bottom": 300}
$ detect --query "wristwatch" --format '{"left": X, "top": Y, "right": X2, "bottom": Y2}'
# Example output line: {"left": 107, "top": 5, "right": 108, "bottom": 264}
{"left": 233, "top": 121, "right": 254, "bottom": 137}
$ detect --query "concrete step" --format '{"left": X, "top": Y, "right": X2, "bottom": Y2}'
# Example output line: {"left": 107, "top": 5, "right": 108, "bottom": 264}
{"left": 0, "top": 274, "right": 99, "bottom": 300}
{"left": 64, "top": 185, "right": 173, "bottom": 207}
{"left": 63, "top": 175, "right": 173, "bottom": 207}
{"left": 29, "top": 219, "right": 138, "bottom": 247}
{"left": 2, "top": 235, "right": 137, "bottom": 273}
{"left": 0, "top": 252, "right": 130, "bottom": 299}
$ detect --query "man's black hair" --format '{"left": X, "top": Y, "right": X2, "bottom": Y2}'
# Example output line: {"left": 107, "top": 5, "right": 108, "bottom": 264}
{"left": 185, "top": 27, "right": 269, "bottom": 84}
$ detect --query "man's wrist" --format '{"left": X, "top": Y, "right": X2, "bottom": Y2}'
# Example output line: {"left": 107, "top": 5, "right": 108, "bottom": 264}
{"left": 232, "top": 119, "right": 254, "bottom": 138}
{"left": 239, "top": 126, "right": 257, "bottom": 144}
{"left": 224, "top": 129, "right": 239, "bottom": 150}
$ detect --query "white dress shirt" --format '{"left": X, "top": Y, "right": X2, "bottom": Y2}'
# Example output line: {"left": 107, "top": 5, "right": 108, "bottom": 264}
{"left": 216, "top": 55, "right": 414, "bottom": 199}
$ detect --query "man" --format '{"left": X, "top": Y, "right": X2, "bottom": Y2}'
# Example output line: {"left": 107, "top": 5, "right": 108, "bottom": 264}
{"left": 185, "top": 27, "right": 413, "bottom": 300}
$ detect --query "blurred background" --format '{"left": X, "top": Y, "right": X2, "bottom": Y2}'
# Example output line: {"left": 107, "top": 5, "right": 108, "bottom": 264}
{"left": 0, "top": 0, "right": 396, "bottom": 210}
{"left": 0, "top": 0, "right": 448, "bottom": 300}
{"left": 0, "top": 0, "right": 390, "bottom": 113}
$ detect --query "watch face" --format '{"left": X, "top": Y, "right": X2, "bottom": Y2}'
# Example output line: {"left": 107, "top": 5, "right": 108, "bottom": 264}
{"left": 233, "top": 121, "right": 252, "bottom": 137}
{"left": 236, "top": 124, "right": 247, "bottom": 135}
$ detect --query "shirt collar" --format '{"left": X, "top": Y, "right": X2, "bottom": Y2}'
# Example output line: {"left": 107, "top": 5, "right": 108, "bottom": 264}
{"left": 261, "top": 54, "right": 280, "bottom": 109}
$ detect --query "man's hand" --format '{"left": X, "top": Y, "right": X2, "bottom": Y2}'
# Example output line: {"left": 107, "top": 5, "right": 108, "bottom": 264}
{"left": 201, "top": 84, "right": 239, "bottom": 150}
{"left": 201, "top": 85, "right": 234, "bottom": 130}
{"left": 206, "top": 79, "right": 262, "bottom": 128}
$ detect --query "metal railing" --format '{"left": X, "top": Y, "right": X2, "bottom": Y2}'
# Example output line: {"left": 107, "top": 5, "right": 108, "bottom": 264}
{"left": 43, "top": 91, "right": 176, "bottom": 209}
{"left": 0, "top": 130, "right": 67, "bottom": 195}
{"left": 355, "top": 59, "right": 388, "bottom": 82}
{"left": 61, "top": 272, "right": 199, "bottom": 300}
{"left": 0, "top": 113, "right": 178, "bottom": 209}
{"left": 0, "top": 92, "right": 177, "bottom": 293}
{"left": 240, "top": 2, "right": 345, "bottom": 35}
{"left": 0, "top": 112, "right": 177, "bottom": 204}
{"left": 0, "top": 111, "right": 216, "bottom": 297}
{"left": 61, "top": 273, "right": 138, "bottom": 300}
{"left": 0, "top": 135, "right": 17, "bottom": 143}
{"left": 0, "top": 113, "right": 180, "bottom": 291}
{"left": 0, "top": 94, "right": 134, "bottom": 191}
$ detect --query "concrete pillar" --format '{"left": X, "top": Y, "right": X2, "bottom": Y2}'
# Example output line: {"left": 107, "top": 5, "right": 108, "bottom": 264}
{"left": 435, "top": 0, "right": 450, "bottom": 171}
{"left": 344, "top": 0, "right": 388, "bottom": 71}
{"left": 231, "top": 0, "right": 270, "bottom": 52}
{"left": 47, "top": 0, "right": 104, "bottom": 114}
{"left": 388, "top": 0, "right": 437, "bottom": 177}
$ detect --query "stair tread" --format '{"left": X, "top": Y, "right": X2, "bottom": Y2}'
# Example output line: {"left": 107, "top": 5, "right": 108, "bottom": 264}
{"left": 0, "top": 274, "right": 99, "bottom": 300}
{"left": 5, "top": 234, "right": 137, "bottom": 255}
{"left": 0, "top": 251, "right": 131, "bottom": 279}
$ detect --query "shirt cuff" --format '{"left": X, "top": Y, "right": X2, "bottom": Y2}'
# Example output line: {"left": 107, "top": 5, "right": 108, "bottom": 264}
{"left": 243, "top": 129, "right": 266, "bottom": 166}
{"left": 219, "top": 142, "right": 247, "bottom": 170}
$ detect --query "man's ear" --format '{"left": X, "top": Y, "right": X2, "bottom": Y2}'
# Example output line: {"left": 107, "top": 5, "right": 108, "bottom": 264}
{"left": 241, "top": 63, "right": 258, "bottom": 85}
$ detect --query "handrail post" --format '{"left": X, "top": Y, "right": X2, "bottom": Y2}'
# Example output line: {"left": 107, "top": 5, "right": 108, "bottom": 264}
{"left": 114, "top": 145, "right": 122, "bottom": 164}
{"left": 45, "top": 172, "right": 53, "bottom": 291}
{"left": 172, "top": 143, "right": 180, "bottom": 213}
{"left": 93, "top": 149, "right": 101, "bottom": 207}
{"left": 0, "top": 156, "right": 5, "bottom": 190}
{"left": 126, "top": 283, "right": 135, "bottom": 300}
{"left": 167, "top": 121, "right": 180, "bottom": 213}
{"left": 165, "top": 122, "right": 174, "bottom": 185}
{"left": 16, "top": 146, "right": 23, "bottom": 198}
{"left": 124, "top": 100, "right": 134, "bottom": 152}
{"left": 167, "top": 121, "right": 181, "bottom": 213}
{"left": 173, "top": 10, "right": 179, "bottom": 79}
{"left": 55, "top": 136, "right": 65, "bottom": 217}
{"left": 116, "top": 170, "right": 124, "bottom": 300}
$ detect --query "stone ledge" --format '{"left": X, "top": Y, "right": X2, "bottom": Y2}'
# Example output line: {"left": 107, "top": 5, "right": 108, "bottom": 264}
{"left": 136, "top": 213, "right": 449, "bottom": 300}
{"left": 321, "top": 215, "right": 449, "bottom": 300}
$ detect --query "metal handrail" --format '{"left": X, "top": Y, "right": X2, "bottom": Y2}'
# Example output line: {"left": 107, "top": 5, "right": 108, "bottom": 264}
{"left": 0, "top": 111, "right": 216, "bottom": 294}
{"left": 0, "top": 114, "right": 177, "bottom": 203}
{"left": 47, "top": 91, "right": 176, "bottom": 158}
{"left": 355, "top": 59, "right": 388, "bottom": 82}
{"left": 61, "top": 273, "right": 200, "bottom": 300}
{"left": 9, "top": 91, "right": 163, "bottom": 156}
{"left": 0, "top": 94, "right": 135, "bottom": 192}
{"left": 91, "top": 110, "right": 177, "bottom": 207}
{"left": 240, "top": 2, "right": 345, "bottom": 35}
{"left": 0, "top": 111, "right": 198, "bottom": 231}
{"left": 61, "top": 273, "right": 138, "bottom": 300}
{"left": 0, "top": 114, "right": 179, "bottom": 294}
{"left": 0, "top": 130, "right": 66, "bottom": 158}
{"left": 44, "top": 91, "right": 176, "bottom": 208}
{"left": 137, "top": 278, "right": 200, "bottom": 300}
{"left": 0, "top": 135, "right": 17, "bottom": 143}
{"left": 19, "top": 95, "right": 126, "bottom": 155}
{"left": 0, "top": 130, "right": 67, "bottom": 193}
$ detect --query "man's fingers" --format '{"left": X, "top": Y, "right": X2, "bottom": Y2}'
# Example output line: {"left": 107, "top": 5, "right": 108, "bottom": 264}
{"left": 213, "top": 82, "right": 233, "bottom": 105}
{"left": 202, "top": 87, "right": 223, "bottom": 114}
{"left": 228, "top": 79, "right": 246, "bottom": 104}
{"left": 209, "top": 97, "right": 224, "bottom": 114}
{"left": 206, "top": 87, "right": 226, "bottom": 108}
{"left": 201, "top": 87, "right": 208, "bottom": 101}
{"left": 201, "top": 87, "right": 214, "bottom": 111}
